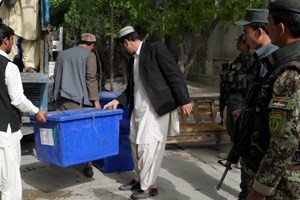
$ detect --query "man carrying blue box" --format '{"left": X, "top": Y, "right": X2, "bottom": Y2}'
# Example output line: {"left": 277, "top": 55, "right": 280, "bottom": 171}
{"left": 104, "top": 26, "right": 193, "bottom": 200}
{"left": 52, "top": 33, "right": 100, "bottom": 177}
{"left": 0, "top": 23, "right": 47, "bottom": 200}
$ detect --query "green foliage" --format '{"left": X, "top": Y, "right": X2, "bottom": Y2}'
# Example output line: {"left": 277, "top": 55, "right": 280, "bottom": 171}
{"left": 49, "top": 0, "right": 64, "bottom": 7}
{"left": 48, "top": 0, "right": 272, "bottom": 80}
{"left": 50, "top": 0, "right": 141, "bottom": 45}
{"left": 218, "top": 0, "right": 270, "bottom": 23}
{"left": 102, "top": 0, "right": 139, "bottom": 38}
{"left": 59, "top": 0, "right": 104, "bottom": 47}
{"left": 50, "top": 0, "right": 271, "bottom": 44}
{"left": 162, "top": 0, "right": 217, "bottom": 34}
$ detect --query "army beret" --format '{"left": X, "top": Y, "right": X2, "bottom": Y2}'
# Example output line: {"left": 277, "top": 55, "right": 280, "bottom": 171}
{"left": 269, "top": 0, "right": 300, "bottom": 14}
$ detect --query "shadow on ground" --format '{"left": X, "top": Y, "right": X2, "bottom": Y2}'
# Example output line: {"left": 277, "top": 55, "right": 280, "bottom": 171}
{"left": 21, "top": 140, "right": 94, "bottom": 199}
{"left": 162, "top": 143, "right": 239, "bottom": 200}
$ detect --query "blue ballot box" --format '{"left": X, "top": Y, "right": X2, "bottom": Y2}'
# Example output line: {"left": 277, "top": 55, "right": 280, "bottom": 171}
{"left": 93, "top": 92, "right": 134, "bottom": 172}
{"left": 30, "top": 108, "right": 123, "bottom": 167}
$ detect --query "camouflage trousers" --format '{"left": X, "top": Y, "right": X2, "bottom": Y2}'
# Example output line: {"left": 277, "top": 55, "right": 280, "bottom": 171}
{"left": 267, "top": 169, "right": 300, "bottom": 200}
{"left": 243, "top": 162, "right": 300, "bottom": 199}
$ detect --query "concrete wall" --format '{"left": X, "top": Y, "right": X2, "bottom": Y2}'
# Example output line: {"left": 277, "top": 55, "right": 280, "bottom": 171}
{"left": 187, "top": 23, "right": 243, "bottom": 86}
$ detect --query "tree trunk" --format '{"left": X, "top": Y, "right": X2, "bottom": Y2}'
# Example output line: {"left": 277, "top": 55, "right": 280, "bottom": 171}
{"left": 109, "top": 6, "right": 114, "bottom": 91}
{"left": 94, "top": 49, "right": 102, "bottom": 91}
{"left": 182, "top": 17, "right": 220, "bottom": 79}
{"left": 177, "top": 30, "right": 192, "bottom": 73}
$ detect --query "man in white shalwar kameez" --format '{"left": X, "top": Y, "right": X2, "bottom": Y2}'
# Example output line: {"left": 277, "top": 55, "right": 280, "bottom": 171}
{"left": 104, "top": 26, "right": 192, "bottom": 200}
{"left": 0, "top": 23, "right": 46, "bottom": 200}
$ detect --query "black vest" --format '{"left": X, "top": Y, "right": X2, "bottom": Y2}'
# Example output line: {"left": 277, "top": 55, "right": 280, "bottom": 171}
{"left": 0, "top": 54, "right": 22, "bottom": 132}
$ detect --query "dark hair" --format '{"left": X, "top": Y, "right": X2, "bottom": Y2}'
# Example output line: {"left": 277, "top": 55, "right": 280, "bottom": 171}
{"left": 0, "top": 23, "right": 14, "bottom": 45}
{"left": 237, "top": 39, "right": 250, "bottom": 50}
{"left": 117, "top": 32, "right": 140, "bottom": 44}
{"left": 248, "top": 22, "right": 269, "bottom": 35}
{"left": 269, "top": 10, "right": 300, "bottom": 38}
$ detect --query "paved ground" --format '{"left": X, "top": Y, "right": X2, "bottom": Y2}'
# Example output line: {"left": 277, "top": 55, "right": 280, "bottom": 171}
{"left": 21, "top": 139, "right": 239, "bottom": 200}
{"left": 19, "top": 81, "right": 242, "bottom": 200}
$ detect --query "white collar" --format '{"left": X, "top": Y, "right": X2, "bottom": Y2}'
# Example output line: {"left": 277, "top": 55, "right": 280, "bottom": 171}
{"left": 135, "top": 41, "right": 143, "bottom": 56}
{"left": 0, "top": 49, "right": 9, "bottom": 59}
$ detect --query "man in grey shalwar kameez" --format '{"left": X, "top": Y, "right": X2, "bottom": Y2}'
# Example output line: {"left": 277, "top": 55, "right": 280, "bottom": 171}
{"left": 104, "top": 26, "right": 193, "bottom": 200}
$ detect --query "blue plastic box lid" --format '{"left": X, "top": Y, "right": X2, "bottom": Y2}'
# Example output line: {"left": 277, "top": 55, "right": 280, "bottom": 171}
{"left": 30, "top": 108, "right": 123, "bottom": 122}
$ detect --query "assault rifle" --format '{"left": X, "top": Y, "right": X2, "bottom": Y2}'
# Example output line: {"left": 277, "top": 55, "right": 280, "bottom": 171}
{"left": 219, "top": 79, "right": 228, "bottom": 126}
{"left": 216, "top": 145, "right": 240, "bottom": 190}
{"left": 219, "top": 63, "right": 230, "bottom": 126}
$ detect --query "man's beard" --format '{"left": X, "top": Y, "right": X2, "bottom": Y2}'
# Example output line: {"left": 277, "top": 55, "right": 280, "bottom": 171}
{"left": 6, "top": 48, "right": 11, "bottom": 54}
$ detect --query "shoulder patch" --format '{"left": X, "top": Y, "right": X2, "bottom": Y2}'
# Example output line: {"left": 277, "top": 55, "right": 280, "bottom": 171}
{"left": 269, "top": 111, "right": 284, "bottom": 136}
{"left": 268, "top": 97, "right": 294, "bottom": 110}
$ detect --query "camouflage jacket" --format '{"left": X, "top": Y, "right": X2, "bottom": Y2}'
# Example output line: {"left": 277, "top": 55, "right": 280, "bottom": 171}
{"left": 220, "top": 52, "right": 253, "bottom": 92}
{"left": 233, "top": 44, "right": 278, "bottom": 163}
{"left": 219, "top": 52, "right": 253, "bottom": 112}
{"left": 251, "top": 41, "right": 300, "bottom": 198}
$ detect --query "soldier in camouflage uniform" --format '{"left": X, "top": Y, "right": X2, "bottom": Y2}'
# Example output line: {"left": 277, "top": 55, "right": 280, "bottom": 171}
{"left": 219, "top": 34, "right": 252, "bottom": 141}
{"left": 246, "top": 0, "right": 300, "bottom": 199}
{"left": 248, "top": 0, "right": 300, "bottom": 200}
{"left": 219, "top": 34, "right": 253, "bottom": 200}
